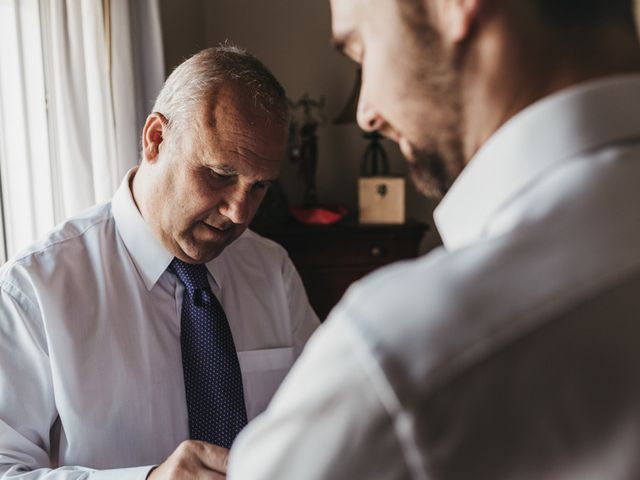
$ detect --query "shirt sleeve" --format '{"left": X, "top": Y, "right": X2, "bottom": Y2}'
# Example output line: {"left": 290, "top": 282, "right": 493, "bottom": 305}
{"left": 228, "top": 313, "right": 411, "bottom": 480}
{"left": 0, "top": 282, "right": 154, "bottom": 480}
{"left": 280, "top": 255, "right": 320, "bottom": 357}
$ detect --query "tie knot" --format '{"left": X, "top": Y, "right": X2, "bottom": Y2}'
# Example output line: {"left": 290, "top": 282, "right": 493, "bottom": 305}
{"left": 169, "top": 258, "right": 210, "bottom": 292}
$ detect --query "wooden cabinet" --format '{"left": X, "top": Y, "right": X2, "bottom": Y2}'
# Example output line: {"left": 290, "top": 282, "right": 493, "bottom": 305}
{"left": 254, "top": 222, "right": 428, "bottom": 320}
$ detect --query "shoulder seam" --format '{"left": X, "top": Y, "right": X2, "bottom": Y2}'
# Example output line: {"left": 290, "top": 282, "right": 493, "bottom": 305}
{"left": 0, "top": 279, "right": 39, "bottom": 312}
{"left": 9, "top": 209, "right": 113, "bottom": 266}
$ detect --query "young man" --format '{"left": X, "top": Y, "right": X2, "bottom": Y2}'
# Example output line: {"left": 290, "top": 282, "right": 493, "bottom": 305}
{"left": 0, "top": 46, "right": 319, "bottom": 479}
{"left": 229, "top": 1, "right": 640, "bottom": 478}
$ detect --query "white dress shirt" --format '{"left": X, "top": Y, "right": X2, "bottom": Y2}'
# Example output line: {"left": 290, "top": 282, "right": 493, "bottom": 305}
{"left": 229, "top": 75, "right": 640, "bottom": 479}
{"left": 0, "top": 170, "right": 319, "bottom": 479}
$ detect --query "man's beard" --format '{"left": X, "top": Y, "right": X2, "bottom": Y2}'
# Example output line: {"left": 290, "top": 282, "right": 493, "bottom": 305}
{"left": 408, "top": 150, "right": 457, "bottom": 200}
{"left": 402, "top": 102, "right": 465, "bottom": 200}
{"left": 398, "top": 14, "right": 467, "bottom": 200}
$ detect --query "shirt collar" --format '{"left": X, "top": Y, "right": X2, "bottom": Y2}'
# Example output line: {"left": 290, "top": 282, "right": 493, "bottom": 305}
{"left": 112, "top": 168, "right": 226, "bottom": 290}
{"left": 434, "top": 74, "right": 640, "bottom": 251}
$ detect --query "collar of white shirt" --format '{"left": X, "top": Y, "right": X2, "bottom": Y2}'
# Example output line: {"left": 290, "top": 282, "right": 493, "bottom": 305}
{"left": 111, "top": 167, "right": 226, "bottom": 291}
{"left": 434, "top": 74, "right": 640, "bottom": 251}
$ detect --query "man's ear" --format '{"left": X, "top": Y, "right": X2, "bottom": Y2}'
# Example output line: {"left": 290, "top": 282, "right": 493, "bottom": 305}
{"left": 432, "top": 0, "right": 482, "bottom": 44}
{"left": 141, "top": 112, "right": 168, "bottom": 164}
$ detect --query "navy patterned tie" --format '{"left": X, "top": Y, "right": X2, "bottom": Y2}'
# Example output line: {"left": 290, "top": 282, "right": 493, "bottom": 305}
{"left": 169, "top": 258, "right": 247, "bottom": 448}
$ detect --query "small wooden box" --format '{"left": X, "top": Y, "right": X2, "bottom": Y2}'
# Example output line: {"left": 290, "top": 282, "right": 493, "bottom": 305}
{"left": 358, "top": 176, "right": 406, "bottom": 224}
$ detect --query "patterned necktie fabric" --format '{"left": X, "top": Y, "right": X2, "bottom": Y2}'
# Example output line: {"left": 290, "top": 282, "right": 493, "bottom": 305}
{"left": 169, "top": 258, "right": 247, "bottom": 448}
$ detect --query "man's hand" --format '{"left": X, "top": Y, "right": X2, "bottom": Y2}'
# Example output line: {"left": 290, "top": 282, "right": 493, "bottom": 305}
{"left": 147, "top": 440, "right": 229, "bottom": 479}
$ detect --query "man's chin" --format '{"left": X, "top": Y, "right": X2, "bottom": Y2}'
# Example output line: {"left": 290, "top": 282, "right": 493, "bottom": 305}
{"left": 194, "top": 223, "right": 248, "bottom": 260}
{"left": 400, "top": 145, "right": 450, "bottom": 200}
{"left": 175, "top": 242, "right": 222, "bottom": 264}
{"left": 409, "top": 167, "right": 447, "bottom": 200}
{"left": 175, "top": 234, "right": 232, "bottom": 264}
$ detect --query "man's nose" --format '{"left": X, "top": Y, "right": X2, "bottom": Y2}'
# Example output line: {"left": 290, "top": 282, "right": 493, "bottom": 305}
{"left": 219, "top": 186, "right": 252, "bottom": 225}
{"left": 357, "top": 97, "right": 386, "bottom": 133}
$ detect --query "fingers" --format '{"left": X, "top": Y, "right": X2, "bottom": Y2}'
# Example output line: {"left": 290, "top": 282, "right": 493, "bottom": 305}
{"left": 146, "top": 440, "right": 230, "bottom": 479}
{"left": 196, "top": 441, "right": 230, "bottom": 474}
{"left": 198, "top": 470, "right": 226, "bottom": 480}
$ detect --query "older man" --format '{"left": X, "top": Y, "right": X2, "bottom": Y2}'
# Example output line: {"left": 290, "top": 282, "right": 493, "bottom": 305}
{"left": 0, "top": 46, "right": 318, "bottom": 479}
{"left": 229, "top": 0, "right": 640, "bottom": 479}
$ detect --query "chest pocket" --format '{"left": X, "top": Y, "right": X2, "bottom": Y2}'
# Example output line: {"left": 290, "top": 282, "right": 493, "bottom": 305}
{"left": 237, "top": 347, "right": 295, "bottom": 420}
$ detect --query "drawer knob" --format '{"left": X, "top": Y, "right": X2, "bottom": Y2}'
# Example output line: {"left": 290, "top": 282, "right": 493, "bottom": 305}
{"left": 370, "top": 246, "right": 385, "bottom": 257}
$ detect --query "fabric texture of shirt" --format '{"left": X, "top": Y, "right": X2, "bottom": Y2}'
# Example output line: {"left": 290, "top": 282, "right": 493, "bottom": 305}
{"left": 0, "top": 169, "right": 319, "bottom": 479}
{"left": 228, "top": 75, "right": 640, "bottom": 479}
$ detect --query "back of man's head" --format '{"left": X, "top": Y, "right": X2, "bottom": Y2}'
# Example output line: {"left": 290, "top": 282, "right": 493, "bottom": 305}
{"left": 533, "top": 0, "right": 635, "bottom": 28}
{"left": 399, "top": 0, "right": 637, "bottom": 35}
{"left": 152, "top": 45, "right": 288, "bottom": 141}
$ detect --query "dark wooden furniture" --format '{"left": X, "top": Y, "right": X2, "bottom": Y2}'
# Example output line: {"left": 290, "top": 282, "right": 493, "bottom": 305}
{"left": 254, "top": 221, "right": 428, "bottom": 320}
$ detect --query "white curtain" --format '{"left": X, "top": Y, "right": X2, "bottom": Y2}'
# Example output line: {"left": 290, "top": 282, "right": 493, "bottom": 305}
{"left": 0, "top": 0, "right": 164, "bottom": 260}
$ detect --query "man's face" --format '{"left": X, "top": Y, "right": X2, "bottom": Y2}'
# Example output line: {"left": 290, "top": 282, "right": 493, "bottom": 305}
{"left": 330, "top": 0, "right": 465, "bottom": 198}
{"left": 146, "top": 84, "right": 286, "bottom": 264}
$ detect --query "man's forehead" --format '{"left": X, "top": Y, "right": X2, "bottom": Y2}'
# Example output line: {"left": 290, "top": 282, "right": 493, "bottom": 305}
{"left": 200, "top": 105, "right": 287, "bottom": 173}
{"left": 208, "top": 82, "right": 260, "bottom": 125}
{"left": 198, "top": 135, "right": 285, "bottom": 181}
{"left": 330, "top": 0, "right": 365, "bottom": 39}
{"left": 330, "top": 0, "right": 404, "bottom": 50}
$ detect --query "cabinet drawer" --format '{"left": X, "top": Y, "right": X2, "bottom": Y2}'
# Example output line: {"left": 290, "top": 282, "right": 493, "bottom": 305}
{"left": 253, "top": 221, "right": 429, "bottom": 319}
{"left": 284, "top": 232, "right": 419, "bottom": 267}
{"left": 298, "top": 265, "right": 373, "bottom": 318}
{"left": 257, "top": 223, "right": 427, "bottom": 268}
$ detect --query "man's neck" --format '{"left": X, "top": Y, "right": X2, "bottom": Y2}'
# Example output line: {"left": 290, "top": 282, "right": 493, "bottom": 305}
{"left": 130, "top": 164, "right": 145, "bottom": 214}
{"left": 460, "top": 18, "right": 640, "bottom": 162}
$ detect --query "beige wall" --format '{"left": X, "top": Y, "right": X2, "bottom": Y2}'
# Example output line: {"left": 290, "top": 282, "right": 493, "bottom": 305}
{"left": 159, "top": 0, "right": 441, "bottom": 251}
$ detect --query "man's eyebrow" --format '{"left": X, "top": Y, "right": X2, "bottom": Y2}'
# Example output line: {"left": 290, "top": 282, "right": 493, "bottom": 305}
{"left": 210, "top": 164, "right": 237, "bottom": 175}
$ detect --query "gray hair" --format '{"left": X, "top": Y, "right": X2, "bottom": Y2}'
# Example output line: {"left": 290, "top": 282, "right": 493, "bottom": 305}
{"left": 152, "top": 44, "right": 289, "bottom": 138}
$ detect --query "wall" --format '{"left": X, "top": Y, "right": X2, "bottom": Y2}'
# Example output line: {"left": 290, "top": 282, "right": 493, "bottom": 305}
{"left": 159, "top": 0, "right": 441, "bottom": 251}
{"left": 159, "top": 0, "right": 640, "bottom": 252}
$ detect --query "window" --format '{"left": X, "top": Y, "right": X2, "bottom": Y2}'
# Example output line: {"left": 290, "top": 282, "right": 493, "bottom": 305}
{"left": 0, "top": 0, "right": 163, "bottom": 264}
{"left": 0, "top": 0, "right": 56, "bottom": 262}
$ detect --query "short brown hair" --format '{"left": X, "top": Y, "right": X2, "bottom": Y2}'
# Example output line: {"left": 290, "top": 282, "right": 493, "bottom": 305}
{"left": 397, "top": 0, "right": 635, "bottom": 30}
{"left": 534, "top": 0, "right": 635, "bottom": 28}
